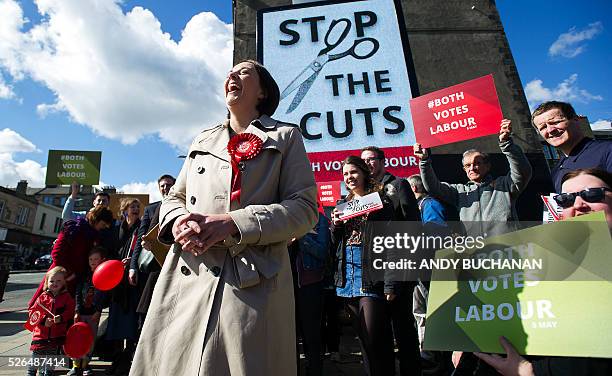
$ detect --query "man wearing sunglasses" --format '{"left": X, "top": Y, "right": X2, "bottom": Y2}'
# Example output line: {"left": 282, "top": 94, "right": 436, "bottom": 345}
{"left": 475, "top": 169, "right": 612, "bottom": 375}
{"left": 532, "top": 101, "right": 612, "bottom": 193}
{"left": 556, "top": 168, "right": 612, "bottom": 226}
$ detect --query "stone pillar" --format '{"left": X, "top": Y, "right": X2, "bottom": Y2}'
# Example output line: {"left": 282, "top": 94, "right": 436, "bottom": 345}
{"left": 233, "top": 0, "right": 552, "bottom": 219}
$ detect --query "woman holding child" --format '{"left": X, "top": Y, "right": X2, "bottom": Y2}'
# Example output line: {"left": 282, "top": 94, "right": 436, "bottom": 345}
{"left": 28, "top": 205, "right": 114, "bottom": 309}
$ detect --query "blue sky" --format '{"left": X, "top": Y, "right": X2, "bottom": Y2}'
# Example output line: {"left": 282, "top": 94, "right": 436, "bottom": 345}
{"left": 0, "top": 0, "right": 610, "bottom": 200}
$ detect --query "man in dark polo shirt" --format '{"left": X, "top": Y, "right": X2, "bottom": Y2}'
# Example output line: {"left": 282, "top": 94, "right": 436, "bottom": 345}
{"left": 532, "top": 101, "right": 612, "bottom": 192}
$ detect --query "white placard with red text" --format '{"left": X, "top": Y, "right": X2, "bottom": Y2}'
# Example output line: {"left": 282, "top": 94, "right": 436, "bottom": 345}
{"left": 541, "top": 194, "right": 562, "bottom": 223}
{"left": 337, "top": 192, "right": 383, "bottom": 220}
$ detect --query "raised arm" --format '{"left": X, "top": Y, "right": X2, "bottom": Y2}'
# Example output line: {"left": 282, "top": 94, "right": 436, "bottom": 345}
{"left": 414, "top": 143, "right": 460, "bottom": 207}
{"left": 498, "top": 119, "right": 532, "bottom": 195}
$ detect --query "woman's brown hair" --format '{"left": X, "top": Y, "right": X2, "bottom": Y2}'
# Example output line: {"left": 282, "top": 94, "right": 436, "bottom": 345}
{"left": 244, "top": 60, "right": 280, "bottom": 116}
{"left": 341, "top": 155, "right": 383, "bottom": 201}
{"left": 561, "top": 168, "right": 612, "bottom": 189}
{"left": 86, "top": 206, "right": 114, "bottom": 226}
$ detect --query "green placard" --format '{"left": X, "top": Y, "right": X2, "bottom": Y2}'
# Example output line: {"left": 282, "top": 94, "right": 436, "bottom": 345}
{"left": 424, "top": 212, "right": 612, "bottom": 358}
{"left": 45, "top": 150, "right": 102, "bottom": 186}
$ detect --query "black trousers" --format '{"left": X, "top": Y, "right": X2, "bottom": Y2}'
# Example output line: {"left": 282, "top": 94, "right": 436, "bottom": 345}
{"left": 389, "top": 283, "right": 422, "bottom": 376}
{"left": 295, "top": 281, "right": 324, "bottom": 376}
{"left": 321, "top": 288, "right": 340, "bottom": 354}
{"left": 345, "top": 296, "right": 396, "bottom": 376}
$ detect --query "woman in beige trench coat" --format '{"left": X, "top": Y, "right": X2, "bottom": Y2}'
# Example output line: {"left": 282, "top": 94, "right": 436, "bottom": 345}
{"left": 129, "top": 60, "right": 318, "bottom": 376}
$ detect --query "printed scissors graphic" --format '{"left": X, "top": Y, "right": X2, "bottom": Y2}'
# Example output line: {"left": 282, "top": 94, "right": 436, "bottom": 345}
{"left": 280, "top": 18, "right": 380, "bottom": 113}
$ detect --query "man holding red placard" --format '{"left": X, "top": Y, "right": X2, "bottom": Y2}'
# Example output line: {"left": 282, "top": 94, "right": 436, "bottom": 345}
{"left": 413, "top": 119, "right": 532, "bottom": 235}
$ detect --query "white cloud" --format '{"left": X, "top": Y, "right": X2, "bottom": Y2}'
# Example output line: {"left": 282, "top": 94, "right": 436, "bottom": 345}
{"left": 0, "top": 0, "right": 233, "bottom": 149}
{"left": 118, "top": 181, "right": 161, "bottom": 202}
{"left": 591, "top": 119, "right": 611, "bottom": 131}
{"left": 549, "top": 22, "right": 603, "bottom": 58}
{"left": 0, "top": 127, "right": 39, "bottom": 153}
{"left": 0, "top": 128, "right": 45, "bottom": 187}
{"left": 524, "top": 74, "right": 603, "bottom": 109}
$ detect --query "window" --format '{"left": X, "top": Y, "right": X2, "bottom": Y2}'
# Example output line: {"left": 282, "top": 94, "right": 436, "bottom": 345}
{"left": 0, "top": 200, "right": 5, "bottom": 220}
{"left": 43, "top": 196, "right": 53, "bottom": 205}
{"left": 15, "top": 206, "right": 30, "bottom": 226}
{"left": 39, "top": 213, "right": 47, "bottom": 230}
{"left": 60, "top": 197, "right": 67, "bottom": 205}
{"left": 53, "top": 217, "right": 63, "bottom": 233}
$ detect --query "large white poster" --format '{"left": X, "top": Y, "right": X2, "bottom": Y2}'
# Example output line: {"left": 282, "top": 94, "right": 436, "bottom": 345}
{"left": 258, "top": 0, "right": 418, "bottom": 181}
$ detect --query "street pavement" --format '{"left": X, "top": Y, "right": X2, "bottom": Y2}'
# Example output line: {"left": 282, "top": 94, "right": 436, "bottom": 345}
{"left": 0, "top": 272, "right": 390, "bottom": 376}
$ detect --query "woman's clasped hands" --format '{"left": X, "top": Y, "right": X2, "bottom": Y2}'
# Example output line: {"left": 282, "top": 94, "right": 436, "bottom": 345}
{"left": 172, "top": 213, "right": 239, "bottom": 256}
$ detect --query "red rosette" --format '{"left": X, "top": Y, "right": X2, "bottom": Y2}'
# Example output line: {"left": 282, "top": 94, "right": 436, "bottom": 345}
{"left": 227, "top": 133, "right": 263, "bottom": 162}
{"left": 227, "top": 133, "right": 263, "bottom": 203}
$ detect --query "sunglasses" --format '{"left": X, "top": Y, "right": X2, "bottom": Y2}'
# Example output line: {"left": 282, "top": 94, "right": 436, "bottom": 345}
{"left": 553, "top": 187, "right": 612, "bottom": 208}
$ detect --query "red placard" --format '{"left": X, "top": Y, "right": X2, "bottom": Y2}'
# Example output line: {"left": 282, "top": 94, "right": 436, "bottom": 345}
{"left": 409, "top": 74, "right": 503, "bottom": 148}
{"left": 308, "top": 146, "right": 419, "bottom": 182}
{"left": 317, "top": 181, "right": 341, "bottom": 207}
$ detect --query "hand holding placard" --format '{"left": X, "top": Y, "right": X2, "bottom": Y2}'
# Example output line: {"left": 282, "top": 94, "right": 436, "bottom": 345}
{"left": 474, "top": 337, "right": 534, "bottom": 376}
{"left": 499, "top": 119, "right": 512, "bottom": 143}
{"left": 331, "top": 207, "right": 344, "bottom": 226}
{"left": 413, "top": 143, "right": 429, "bottom": 161}
{"left": 336, "top": 192, "right": 383, "bottom": 221}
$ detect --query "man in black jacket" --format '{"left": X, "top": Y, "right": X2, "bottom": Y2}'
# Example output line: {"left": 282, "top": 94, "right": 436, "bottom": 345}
{"left": 361, "top": 146, "right": 421, "bottom": 376}
{"left": 361, "top": 146, "right": 420, "bottom": 221}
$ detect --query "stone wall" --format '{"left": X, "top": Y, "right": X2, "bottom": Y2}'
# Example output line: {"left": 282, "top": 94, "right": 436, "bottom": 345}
{"left": 233, "top": 0, "right": 552, "bottom": 219}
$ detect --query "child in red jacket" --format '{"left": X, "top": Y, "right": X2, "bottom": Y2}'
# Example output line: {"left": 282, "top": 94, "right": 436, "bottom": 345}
{"left": 27, "top": 266, "right": 75, "bottom": 376}
{"left": 68, "top": 246, "right": 107, "bottom": 376}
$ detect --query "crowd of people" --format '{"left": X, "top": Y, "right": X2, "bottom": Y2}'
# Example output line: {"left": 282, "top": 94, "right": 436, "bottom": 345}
{"left": 26, "top": 175, "right": 176, "bottom": 376}
{"left": 24, "top": 60, "right": 612, "bottom": 376}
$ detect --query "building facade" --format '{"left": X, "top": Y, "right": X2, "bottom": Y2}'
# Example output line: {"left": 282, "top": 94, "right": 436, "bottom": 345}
{"left": 0, "top": 186, "right": 38, "bottom": 257}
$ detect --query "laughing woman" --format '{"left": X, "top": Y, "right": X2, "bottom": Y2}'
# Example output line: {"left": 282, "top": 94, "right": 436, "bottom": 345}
{"left": 129, "top": 60, "right": 318, "bottom": 376}
{"left": 331, "top": 156, "right": 397, "bottom": 376}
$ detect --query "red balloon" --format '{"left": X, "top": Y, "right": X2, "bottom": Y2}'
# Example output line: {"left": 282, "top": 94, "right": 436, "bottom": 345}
{"left": 64, "top": 322, "right": 94, "bottom": 359}
{"left": 92, "top": 260, "right": 124, "bottom": 291}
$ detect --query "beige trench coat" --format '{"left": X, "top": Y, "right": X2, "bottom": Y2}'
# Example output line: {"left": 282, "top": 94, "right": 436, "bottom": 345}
{"left": 129, "top": 115, "right": 318, "bottom": 376}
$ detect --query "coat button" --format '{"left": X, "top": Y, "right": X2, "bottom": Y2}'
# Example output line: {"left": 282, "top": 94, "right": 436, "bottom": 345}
{"left": 197, "top": 166, "right": 205, "bottom": 174}
{"left": 181, "top": 266, "right": 191, "bottom": 276}
{"left": 190, "top": 196, "right": 196, "bottom": 205}
{"left": 238, "top": 162, "right": 246, "bottom": 171}
{"left": 210, "top": 266, "right": 221, "bottom": 277}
